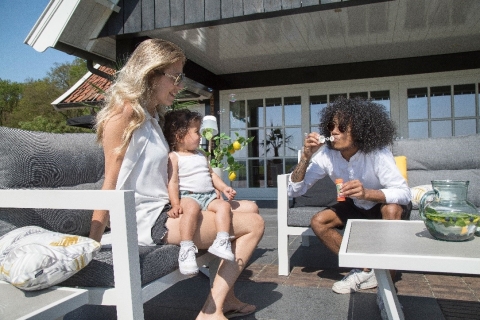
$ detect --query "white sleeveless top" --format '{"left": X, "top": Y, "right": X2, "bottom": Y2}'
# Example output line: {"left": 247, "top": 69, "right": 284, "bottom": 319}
{"left": 173, "top": 151, "right": 214, "bottom": 193}
{"left": 116, "top": 112, "right": 169, "bottom": 246}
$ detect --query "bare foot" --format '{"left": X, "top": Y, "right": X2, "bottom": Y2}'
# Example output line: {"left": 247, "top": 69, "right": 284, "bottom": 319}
{"left": 196, "top": 311, "right": 227, "bottom": 320}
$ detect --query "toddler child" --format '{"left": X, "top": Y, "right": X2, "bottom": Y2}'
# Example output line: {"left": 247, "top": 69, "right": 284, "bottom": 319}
{"left": 164, "top": 109, "right": 235, "bottom": 275}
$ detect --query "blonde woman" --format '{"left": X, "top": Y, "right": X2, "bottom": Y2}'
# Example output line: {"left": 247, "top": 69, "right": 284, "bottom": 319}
{"left": 90, "top": 39, "right": 263, "bottom": 319}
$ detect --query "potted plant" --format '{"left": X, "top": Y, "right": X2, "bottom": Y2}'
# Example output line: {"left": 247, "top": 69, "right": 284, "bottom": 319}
{"left": 201, "top": 128, "right": 254, "bottom": 181}
{"left": 261, "top": 125, "right": 295, "bottom": 187}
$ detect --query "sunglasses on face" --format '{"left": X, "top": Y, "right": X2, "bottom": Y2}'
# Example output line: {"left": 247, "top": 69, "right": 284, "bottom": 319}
{"left": 327, "top": 122, "right": 347, "bottom": 133}
{"left": 158, "top": 71, "right": 185, "bottom": 86}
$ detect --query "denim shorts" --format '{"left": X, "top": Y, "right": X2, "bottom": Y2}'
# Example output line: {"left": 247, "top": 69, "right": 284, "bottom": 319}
{"left": 151, "top": 204, "right": 171, "bottom": 245}
{"left": 180, "top": 190, "right": 217, "bottom": 211}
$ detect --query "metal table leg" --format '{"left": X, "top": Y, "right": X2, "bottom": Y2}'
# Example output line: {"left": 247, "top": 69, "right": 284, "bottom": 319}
{"left": 374, "top": 269, "right": 404, "bottom": 320}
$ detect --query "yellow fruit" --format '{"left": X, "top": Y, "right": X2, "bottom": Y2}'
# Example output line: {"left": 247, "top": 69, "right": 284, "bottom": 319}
{"left": 228, "top": 147, "right": 235, "bottom": 154}
{"left": 228, "top": 171, "right": 237, "bottom": 181}
{"left": 232, "top": 141, "right": 242, "bottom": 150}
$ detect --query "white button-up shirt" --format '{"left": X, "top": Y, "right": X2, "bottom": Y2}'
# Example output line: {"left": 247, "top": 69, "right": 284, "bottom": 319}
{"left": 288, "top": 146, "right": 411, "bottom": 210}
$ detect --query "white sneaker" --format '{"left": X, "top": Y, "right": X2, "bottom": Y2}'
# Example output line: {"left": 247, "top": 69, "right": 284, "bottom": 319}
{"left": 332, "top": 269, "right": 377, "bottom": 294}
{"left": 208, "top": 237, "right": 234, "bottom": 261}
{"left": 178, "top": 245, "right": 199, "bottom": 275}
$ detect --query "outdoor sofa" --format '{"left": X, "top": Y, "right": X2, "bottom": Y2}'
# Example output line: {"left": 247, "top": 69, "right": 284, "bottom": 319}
{"left": 278, "top": 133, "right": 480, "bottom": 275}
{"left": 0, "top": 126, "right": 214, "bottom": 319}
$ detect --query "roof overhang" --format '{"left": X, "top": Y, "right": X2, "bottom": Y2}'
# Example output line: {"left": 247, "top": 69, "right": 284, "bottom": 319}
{"left": 24, "top": 0, "right": 119, "bottom": 66}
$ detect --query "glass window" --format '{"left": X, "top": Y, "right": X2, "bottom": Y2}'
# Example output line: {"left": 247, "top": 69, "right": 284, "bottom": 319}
{"left": 431, "top": 120, "right": 452, "bottom": 137}
{"left": 265, "top": 98, "right": 282, "bottom": 127}
{"left": 310, "top": 95, "right": 327, "bottom": 128}
{"left": 285, "top": 127, "right": 302, "bottom": 157}
{"left": 284, "top": 96, "right": 301, "bottom": 126}
{"left": 454, "top": 84, "right": 475, "bottom": 117}
{"left": 263, "top": 127, "right": 285, "bottom": 157}
{"left": 408, "top": 88, "right": 428, "bottom": 120}
{"left": 371, "top": 90, "right": 391, "bottom": 114}
{"left": 408, "top": 121, "right": 428, "bottom": 139}
{"left": 248, "top": 129, "right": 262, "bottom": 157}
{"left": 247, "top": 99, "right": 263, "bottom": 128}
{"left": 407, "top": 84, "right": 478, "bottom": 139}
{"left": 248, "top": 159, "right": 264, "bottom": 188}
{"left": 230, "top": 100, "right": 246, "bottom": 129}
{"left": 430, "top": 86, "right": 451, "bottom": 118}
{"left": 455, "top": 119, "right": 476, "bottom": 136}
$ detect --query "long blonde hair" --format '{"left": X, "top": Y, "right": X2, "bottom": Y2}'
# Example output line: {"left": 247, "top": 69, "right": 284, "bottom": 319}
{"left": 95, "top": 39, "right": 186, "bottom": 152}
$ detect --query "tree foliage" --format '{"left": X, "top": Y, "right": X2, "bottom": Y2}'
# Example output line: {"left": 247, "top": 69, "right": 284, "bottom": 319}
{"left": 0, "top": 79, "right": 23, "bottom": 126}
{"left": 1, "top": 57, "right": 91, "bottom": 133}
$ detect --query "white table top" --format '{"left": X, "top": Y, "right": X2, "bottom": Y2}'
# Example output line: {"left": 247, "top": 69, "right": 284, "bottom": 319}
{"left": 0, "top": 281, "right": 88, "bottom": 320}
{"left": 339, "top": 220, "right": 480, "bottom": 275}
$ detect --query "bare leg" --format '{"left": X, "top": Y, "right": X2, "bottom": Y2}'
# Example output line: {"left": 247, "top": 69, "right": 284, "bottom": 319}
{"left": 164, "top": 206, "right": 264, "bottom": 319}
{"left": 179, "top": 197, "right": 201, "bottom": 241}
{"left": 310, "top": 209, "right": 344, "bottom": 255}
{"left": 229, "top": 200, "right": 259, "bottom": 214}
{"left": 207, "top": 199, "right": 232, "bottom": 234}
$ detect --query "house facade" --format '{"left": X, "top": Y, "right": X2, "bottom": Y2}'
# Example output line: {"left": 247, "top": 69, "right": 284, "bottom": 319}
{"left": 26, "top": 0, "right": 480, "bottom": 200}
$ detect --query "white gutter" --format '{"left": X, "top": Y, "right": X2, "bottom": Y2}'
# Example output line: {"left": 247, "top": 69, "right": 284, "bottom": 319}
{"left": 51, "top": 64, "right": 98, "bottom": 110}
{"left": 24, "top": 0, "right": 81, "bottom": 52}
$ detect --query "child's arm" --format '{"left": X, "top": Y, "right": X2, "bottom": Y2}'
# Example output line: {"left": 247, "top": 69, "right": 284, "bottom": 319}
{"left": 167, "top": 152, "right": 182, "bottom": 218}
{"left": 211, "top": 170, "right": 236, "bottom": 201}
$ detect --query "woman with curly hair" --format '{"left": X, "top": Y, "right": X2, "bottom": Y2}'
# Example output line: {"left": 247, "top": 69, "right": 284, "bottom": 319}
{"left": 288, "top": 96, "right": 411, "bottom": 294}
{"left": 91, "top": 38, "right": 262, "bottom": 319}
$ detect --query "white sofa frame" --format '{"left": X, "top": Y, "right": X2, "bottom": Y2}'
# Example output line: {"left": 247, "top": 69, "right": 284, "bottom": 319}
{"left": 277, "top": 174, "right": 315, "bottom": 276}
{"left": 0, "top": 189, "right": 214, "bottom": 319}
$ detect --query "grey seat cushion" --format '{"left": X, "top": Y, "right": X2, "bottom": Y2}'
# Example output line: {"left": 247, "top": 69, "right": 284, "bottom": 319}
{"left": 288, "top": 175, "right": 338, "bottom": 227}
{"left": 60, "top": 244, "right": 181, "bottom": 287}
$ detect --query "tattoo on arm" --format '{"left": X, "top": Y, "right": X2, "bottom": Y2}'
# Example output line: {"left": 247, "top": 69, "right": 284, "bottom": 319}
{"left": 291, "top": 158, "right": 309, "bottom": 182}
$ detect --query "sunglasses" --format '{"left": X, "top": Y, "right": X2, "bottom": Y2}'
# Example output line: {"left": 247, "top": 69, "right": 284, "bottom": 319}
{"left": 160, "top": 72, "right": 185, "bottom": 86}
{"left": 327, "top": 122, "right": 347, "bottom": 133}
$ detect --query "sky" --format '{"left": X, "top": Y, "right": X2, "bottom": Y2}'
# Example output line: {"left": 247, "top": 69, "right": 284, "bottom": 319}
{"left": 0, "top": 0, "right": 75, "bottom": 83}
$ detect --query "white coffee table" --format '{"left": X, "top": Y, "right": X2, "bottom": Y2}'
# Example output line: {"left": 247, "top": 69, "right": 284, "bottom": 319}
{"left": 339, "top": 220, "right": 480, "bottom": 320}
{"left": 0, "top": 281, "right": 88, "bottom": 320}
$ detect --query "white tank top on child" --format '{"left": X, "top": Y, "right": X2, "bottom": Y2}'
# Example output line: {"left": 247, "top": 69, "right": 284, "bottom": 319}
{"left": 173, "top": 151, "right": 215, "bottom": 193}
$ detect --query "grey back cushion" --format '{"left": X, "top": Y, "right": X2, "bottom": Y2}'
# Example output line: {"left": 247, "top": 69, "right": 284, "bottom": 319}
{"left": 0, "top": 127, "right": 104, "bottom": 188}
{"left": 0, "top": 127, "right": 105, "bottom": 236}
{"left": 392, "top": 134, "right": 480, "bottom": 207}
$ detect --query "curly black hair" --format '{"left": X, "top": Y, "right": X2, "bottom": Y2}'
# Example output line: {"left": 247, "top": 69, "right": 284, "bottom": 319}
{"left": 163, "top": 109, "right": 203, "bottom": 151}
{"left": 319, "top": 96, "right": 396, "bottom": 153}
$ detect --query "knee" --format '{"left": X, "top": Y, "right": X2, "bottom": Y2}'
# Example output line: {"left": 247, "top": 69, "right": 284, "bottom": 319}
{"left": 218, "top": 201, "right": 232, "bottom": 214}
{"left": 251, "top": 213, "right": 265, "bottom": 237}
{"left": 310, "top": 211, "right": 331, "bottom": 233}
{"left": 381, "top": 204, "right": 403, "bottom": 220}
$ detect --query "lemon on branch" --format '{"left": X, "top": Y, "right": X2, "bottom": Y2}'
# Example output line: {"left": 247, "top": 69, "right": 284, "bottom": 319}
{"left": 228, "top": 171, "right": 237, "bottom": 181}
{"left": 232, "top": 141, "right": 242, "bottom": 150}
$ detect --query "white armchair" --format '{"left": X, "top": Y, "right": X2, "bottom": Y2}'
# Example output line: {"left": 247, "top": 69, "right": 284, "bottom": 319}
{"left": 0, "top": 127, "right": 214, "bottom": 319}
{"left": 277, "top": 174, "right": 316, "bottom": 276}
{"left": 0, "top": 189, "right": 214, "bottom": 319}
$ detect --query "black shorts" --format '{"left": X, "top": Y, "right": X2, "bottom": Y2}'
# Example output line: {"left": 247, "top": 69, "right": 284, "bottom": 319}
{"left": 328, "top": 198, "right": 412, "bottom": 228}
{"left": 151, "top": 204, "right": 171, "bottom": 245}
